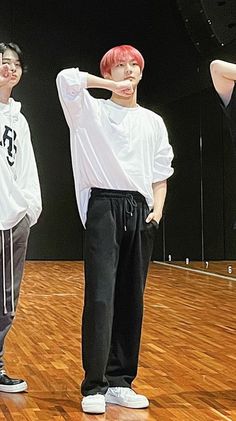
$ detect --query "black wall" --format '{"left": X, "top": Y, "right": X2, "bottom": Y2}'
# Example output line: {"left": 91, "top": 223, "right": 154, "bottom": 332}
{"left": 1, "top": 0, "right": 236, "bottom": 260}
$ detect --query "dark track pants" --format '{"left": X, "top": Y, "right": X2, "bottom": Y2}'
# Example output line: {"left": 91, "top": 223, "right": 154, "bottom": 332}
{"left": 0, "top": 215, "right": 30, "bottom": 369}
{"left": 81, "top": 188, "right": 157, "bottom": 396}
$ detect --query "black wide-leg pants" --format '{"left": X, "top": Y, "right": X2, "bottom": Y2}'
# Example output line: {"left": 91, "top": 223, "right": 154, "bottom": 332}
{"left": 81, "top": 188, "right": 157, "bottom": 396}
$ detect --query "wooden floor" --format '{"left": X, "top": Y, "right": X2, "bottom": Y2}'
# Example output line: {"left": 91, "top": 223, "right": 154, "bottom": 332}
{"left": 1, "top": 261, "right": 236, "bottom": 420}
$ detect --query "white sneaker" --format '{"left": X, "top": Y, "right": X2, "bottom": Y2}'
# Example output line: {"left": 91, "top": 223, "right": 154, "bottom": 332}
{"left": 81, "top": 394, "right": 106, "bottom": 414}
{"left": 105, "top": 387, "right": 149, "bottom": 409}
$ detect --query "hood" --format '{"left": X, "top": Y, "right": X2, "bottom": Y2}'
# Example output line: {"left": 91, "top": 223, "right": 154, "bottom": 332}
{"left": 0, "top": 98, "right": 22, "bottom": 123}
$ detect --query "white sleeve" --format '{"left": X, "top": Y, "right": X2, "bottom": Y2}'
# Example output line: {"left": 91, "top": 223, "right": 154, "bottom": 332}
{"left": 153, "top": 117, "right": 174, "bottom": 182}
{"left": 0, "top": 152, "right": 26, "bottom": 226}
{"left": 56, "top": 68, "right": 89, "bottom": 129}
{"left": 16, "top": 121, "right": 42, "bottom": 227}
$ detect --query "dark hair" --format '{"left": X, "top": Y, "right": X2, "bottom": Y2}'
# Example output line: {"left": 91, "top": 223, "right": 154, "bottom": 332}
{"left": 0, "top": 42, "right": 27, "bottom": 73}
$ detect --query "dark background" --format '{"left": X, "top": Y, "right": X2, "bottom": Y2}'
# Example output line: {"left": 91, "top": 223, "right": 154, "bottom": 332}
{"left": 1, "top": 0, "right": 236, "bottom": 261}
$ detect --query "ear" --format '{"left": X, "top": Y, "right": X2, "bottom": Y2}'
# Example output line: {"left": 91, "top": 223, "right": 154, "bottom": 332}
{"left": 103, "top": 72, "right": 112, "bottom": 80}
{"left": 139, "top": 72, "right": 142, "bottom": 80}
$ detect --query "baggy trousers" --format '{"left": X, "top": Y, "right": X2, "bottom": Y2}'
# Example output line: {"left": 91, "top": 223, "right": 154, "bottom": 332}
{"left": 0, "top": 215, "right": 30, "bottom": 369}
{"left": 81, "top": 188, "right": 157, "bottom": 396}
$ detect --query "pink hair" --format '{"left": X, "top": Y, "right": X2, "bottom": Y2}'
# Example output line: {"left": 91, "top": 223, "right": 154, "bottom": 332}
{"left": 100, "top": 45, "right": 145, "bottom": 76}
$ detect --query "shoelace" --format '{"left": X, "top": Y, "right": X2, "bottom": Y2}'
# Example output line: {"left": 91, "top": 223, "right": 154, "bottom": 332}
{"left": 109, "top": 387, "right": 136, "bottom": 397}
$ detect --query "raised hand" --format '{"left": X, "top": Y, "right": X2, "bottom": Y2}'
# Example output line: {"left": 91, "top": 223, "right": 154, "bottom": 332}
{"left": 0, "top": 53, "right": 13, "bottom": 87}
{"left": 113, "top": 79, "right": 134, "bottom": 97}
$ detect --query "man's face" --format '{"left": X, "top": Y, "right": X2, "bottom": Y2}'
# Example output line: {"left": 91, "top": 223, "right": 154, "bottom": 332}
{"left": 2, "top": 49, "right": 22, "bottom": 88}
{"left": 106, "top": 58, "right": 142, "bottom": 88}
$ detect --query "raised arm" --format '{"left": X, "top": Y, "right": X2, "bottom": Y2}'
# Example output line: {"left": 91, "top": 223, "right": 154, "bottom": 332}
{"left": 87, "top": 73, "right": 133, "bottom": 96}
{"left": 56, "top": 68, "right": 133, "bottom": 100}
{"left": 210, "top": 59, "right": 236, "bottom": 106}
{"left": 56, "top": 68, "right": 134, "bottom": 127}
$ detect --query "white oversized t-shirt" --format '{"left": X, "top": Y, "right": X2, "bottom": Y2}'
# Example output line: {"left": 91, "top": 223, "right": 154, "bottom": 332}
{"left": 56, "top": 68, "right": 174, "bottom": 226}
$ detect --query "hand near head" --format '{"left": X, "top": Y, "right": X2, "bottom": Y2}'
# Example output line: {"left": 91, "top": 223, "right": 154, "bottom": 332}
{"left": 0, "top": 53, "right": 13, "bottom": 87}
{"left": 113, "top": 79, "right": 134, "bottom": 97}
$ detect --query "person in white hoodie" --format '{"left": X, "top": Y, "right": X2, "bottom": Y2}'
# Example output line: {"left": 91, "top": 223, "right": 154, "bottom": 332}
{"left": 0, "top": 42, "right": 41, "bottom": 392}
{"left": 56, "top": 44, "right": 173, "bottom": 414}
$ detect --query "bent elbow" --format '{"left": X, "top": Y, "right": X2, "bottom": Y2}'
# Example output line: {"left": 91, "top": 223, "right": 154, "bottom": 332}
{"left": 210, "top": 60, "right": 224, "bottom": 76}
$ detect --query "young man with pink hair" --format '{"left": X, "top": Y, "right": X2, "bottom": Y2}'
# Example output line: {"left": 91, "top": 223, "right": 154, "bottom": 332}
{"left": 56, "top": 44, "right": 173, "bottom": 414}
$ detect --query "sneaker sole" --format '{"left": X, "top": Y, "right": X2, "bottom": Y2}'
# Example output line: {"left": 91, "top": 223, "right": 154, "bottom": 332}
{"left": 0, "top": 381, "right": 27, "bottom": 393}
{"left": 82, "top": 403, "right": 106, "bottom": 414}
{"left": 105, "top": 397, "right": 149, "bottom": 409}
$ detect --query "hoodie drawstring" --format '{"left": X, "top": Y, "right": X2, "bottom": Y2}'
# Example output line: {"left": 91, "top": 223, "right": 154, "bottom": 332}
{"left": 1, "top": 229, "right": 15, "bottom": 316}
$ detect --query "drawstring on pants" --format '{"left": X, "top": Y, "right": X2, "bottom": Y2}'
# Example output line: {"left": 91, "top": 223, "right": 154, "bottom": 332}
{"left": 90, "top": 188, "right": 145, "bottom": 231}
{"left": 1, "top": 229, "right": 15, "bottom": 315}
{"left": 123, "top": 194, "right": 137, "bottom": 231}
